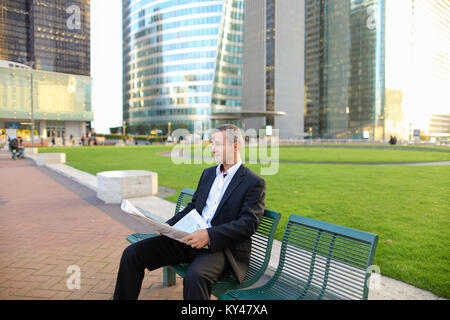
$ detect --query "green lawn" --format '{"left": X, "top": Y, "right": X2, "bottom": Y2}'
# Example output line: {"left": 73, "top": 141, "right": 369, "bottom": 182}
{"left": 39, "top": 145, "right": 450, "bottom": 298}
{"left": 273, "top": 146, "right": 450, "bottom": 163}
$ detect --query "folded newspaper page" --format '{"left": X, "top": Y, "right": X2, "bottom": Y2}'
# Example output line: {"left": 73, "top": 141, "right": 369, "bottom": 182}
{"left": 172, "top": 209, "right": 209, "bottom": 233}
{"left": 121, "top": 200, "right": 208, "bottom": 245}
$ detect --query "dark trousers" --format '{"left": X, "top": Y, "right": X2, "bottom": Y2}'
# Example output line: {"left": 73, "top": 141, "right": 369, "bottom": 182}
{"left": 113, "top": 235, "right": 230, "bottom": 300}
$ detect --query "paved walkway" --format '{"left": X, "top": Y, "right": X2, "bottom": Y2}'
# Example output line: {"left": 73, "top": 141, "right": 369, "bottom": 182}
{"left": 0, "top": 152, "right": 184, "bottom": 300}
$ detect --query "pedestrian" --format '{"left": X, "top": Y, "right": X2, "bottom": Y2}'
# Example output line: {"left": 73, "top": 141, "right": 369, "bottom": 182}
{"left": 9, "top": 136, "right": 18, "bottom": 159}
{"left": 16, "top": 136, "right": 25, "bottom": 158}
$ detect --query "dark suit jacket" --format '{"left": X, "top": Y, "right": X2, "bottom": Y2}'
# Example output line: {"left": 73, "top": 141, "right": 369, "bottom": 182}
{"left": 166, "top": 164, "right": 266, "bottom": 283}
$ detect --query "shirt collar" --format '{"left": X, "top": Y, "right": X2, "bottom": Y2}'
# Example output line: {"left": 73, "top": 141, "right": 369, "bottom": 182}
{"left": 216, "top": 160, "right": 242, "bottom": 178}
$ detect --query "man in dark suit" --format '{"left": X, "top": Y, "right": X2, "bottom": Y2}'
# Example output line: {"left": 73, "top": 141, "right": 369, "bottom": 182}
{"left": 113, "top": 124, "right": 266, "bottom": 300}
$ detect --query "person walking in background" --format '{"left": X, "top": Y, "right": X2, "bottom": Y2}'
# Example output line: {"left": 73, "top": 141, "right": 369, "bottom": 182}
{"left": 16, "top": 136, "right": 25, "bottom": 159}
{"left": 51, "top": 131, "right": 56, "bottom": 147}
{"left": 9, "top": 136, "right": 18, "bottom": 159}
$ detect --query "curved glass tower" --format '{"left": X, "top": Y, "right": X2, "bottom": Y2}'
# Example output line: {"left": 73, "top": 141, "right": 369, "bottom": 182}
{"left": 122, "top": 0, "right": 244, "bottom": 134}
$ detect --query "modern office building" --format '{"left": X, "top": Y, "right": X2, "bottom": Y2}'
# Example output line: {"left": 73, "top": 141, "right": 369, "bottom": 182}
{"left": 0, "top": 65, "right": 93, "bottom": 140}
{"left": 305, "top": 0, "right": 449, "bottom": 141}
{"left": 0, "top": 0, "right": 92, "bottom": 142}
{"left": 305, "top": 0, "right": 384, "bottom": 140}
{"left": 0, "top": 0, "right": 90, "bottom": 75}
{"left": 242, "top": 0, "right": 305, "bottom": 139}
{"left": 384, "top": 0, "right": 450, "bottom": 140}
{"left": 123, "top": 0, "right": 250, "bottom": 135}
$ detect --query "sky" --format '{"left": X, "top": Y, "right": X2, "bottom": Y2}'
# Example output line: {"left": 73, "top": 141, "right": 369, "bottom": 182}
{"left": 90, "top": 0, "right": 123, "bottom": 134}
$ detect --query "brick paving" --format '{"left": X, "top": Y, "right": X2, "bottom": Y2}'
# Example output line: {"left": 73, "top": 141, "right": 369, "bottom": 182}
{"left": 0, "top": 151, "right": 184, "bottom": 300}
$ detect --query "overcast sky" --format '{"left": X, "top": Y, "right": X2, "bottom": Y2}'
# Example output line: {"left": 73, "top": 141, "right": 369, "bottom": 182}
{"left": 90, "top": 0, "right": 123, "bottom": 134}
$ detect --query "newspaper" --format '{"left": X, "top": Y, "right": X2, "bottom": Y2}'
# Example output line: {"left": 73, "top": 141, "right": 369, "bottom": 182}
{"left": 121, "top": 200, "right": 208, "bottom": 244}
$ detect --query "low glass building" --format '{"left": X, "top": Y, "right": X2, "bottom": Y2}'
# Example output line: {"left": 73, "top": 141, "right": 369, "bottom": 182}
{"left": 0, "top": 66, "right": 93, "bottom": 142}
{"left": 0, "top": 0, "right": 92, "bottom": 144}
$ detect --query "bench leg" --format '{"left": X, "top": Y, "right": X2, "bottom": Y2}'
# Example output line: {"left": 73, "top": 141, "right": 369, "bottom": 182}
{"left": 163, "top": 266, "right": 176, "bottom": 287}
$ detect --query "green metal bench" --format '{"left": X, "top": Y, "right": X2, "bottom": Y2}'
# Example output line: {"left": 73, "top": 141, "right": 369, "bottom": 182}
{"left": 126, "top": 188, "right": 281, "bottom": 298}
{"left": 219, "top": 214, "right": 378, "bottom": 300}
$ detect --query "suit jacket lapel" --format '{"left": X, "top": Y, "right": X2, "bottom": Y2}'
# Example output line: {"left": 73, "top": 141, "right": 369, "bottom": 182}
{"left": 199, "top": 168, "right": 216, "bottom": 209}
{"left": 211, "top": 164, "right": 246, "bottom": 224}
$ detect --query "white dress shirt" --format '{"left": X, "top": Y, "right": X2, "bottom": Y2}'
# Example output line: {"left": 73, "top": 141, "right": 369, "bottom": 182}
{"left": 201, "top": 160, "right": 243, "bottom": 227}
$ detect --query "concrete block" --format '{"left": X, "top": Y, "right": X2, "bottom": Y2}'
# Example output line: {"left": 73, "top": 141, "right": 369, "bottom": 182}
{"left": 34, "top": 153, "right": 66, "bottom": 166}
{"left": 24, "top": 147, "right": 38, "bottom": 155}
{"left": 97, "top": 170, "right": 158, "bottom": 204}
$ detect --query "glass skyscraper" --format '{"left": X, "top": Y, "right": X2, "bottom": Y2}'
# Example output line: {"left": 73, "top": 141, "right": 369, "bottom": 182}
{"left": 305, "top": 0, "right": 385, "bottom": 140}
{"left": 305, "top": 0, "right": 449, "bottom": 141}
{"left": 122, "top": 0, "right": 244, "bottom": 134}
{"left": 0, "top": 0, "right": 91, "bottom": 76}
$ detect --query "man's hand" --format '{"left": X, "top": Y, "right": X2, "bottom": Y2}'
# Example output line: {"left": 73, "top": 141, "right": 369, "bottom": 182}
{"left": 181, "top": 229, "right": 209, "bottom": 249}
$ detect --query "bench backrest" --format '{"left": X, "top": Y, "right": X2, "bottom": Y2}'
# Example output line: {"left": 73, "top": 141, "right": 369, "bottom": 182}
{"left": 244, "top": 208, "right": 281, "bottom": 284}
{"left": 271, "top": 214, "right": 378, "bottom": 300}
{"left": 174, "top": 188, "right": 281, "bottom": 286}
{"left": 175, "top": 188, "right": 195, "bottom": 215}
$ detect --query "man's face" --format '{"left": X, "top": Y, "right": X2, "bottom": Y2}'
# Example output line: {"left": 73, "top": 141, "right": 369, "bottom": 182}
{"left": 211, "top": 131, "right": 235, "bottom": 165}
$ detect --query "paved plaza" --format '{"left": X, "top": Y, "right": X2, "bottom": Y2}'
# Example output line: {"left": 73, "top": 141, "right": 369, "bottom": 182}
{"left": 0, "top": 151, "right": 185, "bottom": 300}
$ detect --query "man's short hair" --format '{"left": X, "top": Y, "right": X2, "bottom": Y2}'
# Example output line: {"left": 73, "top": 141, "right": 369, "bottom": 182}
{"left": 214, "top": 124, "right": 244, "bottom": 147}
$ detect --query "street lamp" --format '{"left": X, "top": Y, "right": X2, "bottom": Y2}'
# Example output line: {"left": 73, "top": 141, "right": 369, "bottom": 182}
{"left": 30, "top": 71, "right": 34, "bottom": 147}
{"left": 23, "top": 60, "right": 35, "bottom": 147}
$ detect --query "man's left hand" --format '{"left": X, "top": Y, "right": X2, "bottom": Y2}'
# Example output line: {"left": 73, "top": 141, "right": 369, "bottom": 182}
{"left": 181, "top": 229, "right": 209, "bottom": 249}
